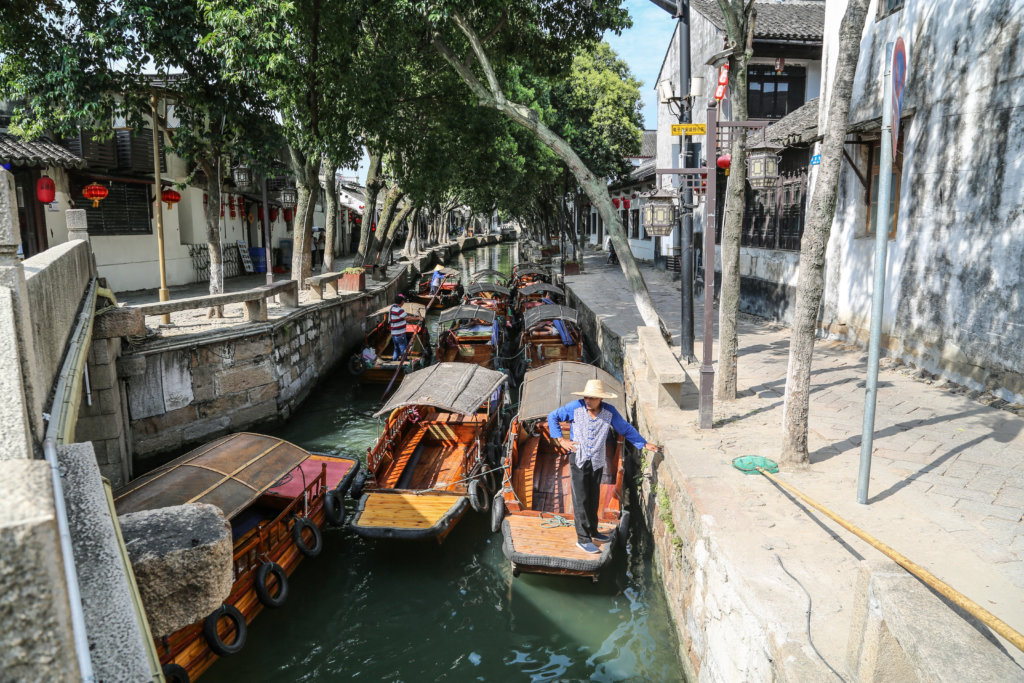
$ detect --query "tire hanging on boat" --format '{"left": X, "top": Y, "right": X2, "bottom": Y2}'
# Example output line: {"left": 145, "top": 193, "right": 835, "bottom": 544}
{"left": 203, "top": 604, "right": 247, "bottom": 656}
{"left": 255, "top": 561, "right": 289, "bottom": 608}
{"left": 161, "top": 663, "right": 190, "bottom": 683}
{"left": 349, "top": 470, "right": 367, "bottom": 500}
{"left": 292, "top": 516, "right": 323, "bottom": 557}
{"left": 347, "top": 355, "right": 366, "bottom": 376}
{"left": 468, "top": 478, "right": 489, "bottom": 513}
{"left": 490, "top": 491, "right": 505, "bottom": 533}
{"left": 323, "top": 489, "right": 346, "bottom": 527}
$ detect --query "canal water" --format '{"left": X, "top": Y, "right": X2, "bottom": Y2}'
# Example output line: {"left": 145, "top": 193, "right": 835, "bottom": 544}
{"left": 204, "top": 242, "right": 683, "bottom": 682}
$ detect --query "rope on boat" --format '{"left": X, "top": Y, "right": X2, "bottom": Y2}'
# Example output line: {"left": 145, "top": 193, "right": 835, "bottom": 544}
{"left": 540, "top": 515, "right": 572, "bottom": 528}
{"left": 408, "top": 464, "right": 505, "bottom": 495}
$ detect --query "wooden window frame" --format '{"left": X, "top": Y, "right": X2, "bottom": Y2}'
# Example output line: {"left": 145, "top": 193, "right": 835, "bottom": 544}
{"left": 865, "top": 130, "right": 904, "bottom": 239}
{"left": 71, "top": 176, "right": 154, "bottom": 236}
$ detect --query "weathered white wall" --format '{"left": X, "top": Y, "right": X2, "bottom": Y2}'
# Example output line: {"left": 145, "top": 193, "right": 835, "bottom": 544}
{"left": 822, "top": 0, "right": 1024, "bottom": 402}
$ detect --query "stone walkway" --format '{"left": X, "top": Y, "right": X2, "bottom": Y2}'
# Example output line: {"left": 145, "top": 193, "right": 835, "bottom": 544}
{"left": 566, "top": 252, "right": 1024, "bottom": 670}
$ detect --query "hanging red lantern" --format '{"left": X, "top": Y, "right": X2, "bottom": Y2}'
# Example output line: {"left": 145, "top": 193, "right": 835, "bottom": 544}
{"left": 623, "top": 198, "right": 631, "bottom": 209}
{"left": 161, "top": 188, "right": 181, "bottom": 210}
{"left": 270, "top": 207, "right": 279, "bottom": 222}
{"left": 283, "top": 208, "right": 293, "bottom": 222}
{"left": 220, "top": 199, "right": 224, "bottom": 218}
{"left": 36, "top": 176, "right": 56, "bottom": 204}
{"left": 631, "top": 193, "right": 637, "bottom": 199}
{"left": 82, "top": 182, "right": 108, "bottom": 208}
{"left": 258, "top": 206, "right": 265, "bottom": 221}
{"left": 229, "top": 196, "right": 237, "bottom": 218}
{"left": 717, "top": 154, "right": 731, "bottom": 170}
{"left": 612, "top": 197, "right": 620, "bottom": 209}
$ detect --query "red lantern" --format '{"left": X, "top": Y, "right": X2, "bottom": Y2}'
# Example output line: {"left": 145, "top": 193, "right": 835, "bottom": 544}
{"left": 36, "top": 176, "right": 56, "bottom": 204}
{"left": 161, "top": 188, "right": 181, "bottom": 210}
{"left": 612, "top": 197, "right": 620, "bottom": 209}
{"left": 631, "top": 193, "right": 637, "bottom": 199}
{"left": 229, "top": 196, "right": 237, "bottom": 218}
{"left": 220, "top": 200, "right": 224, "bottom": 218}
{"left": 82, "top": 182, "right": 108, "bottom": 208}
{"left": 258, "top": 206, "right": 265, "bottom": 221}
{"left": 623, "top": 198, "right": 631, "bottom": 209}
{"left": 717, "top": 154, "right": 731, "bottom": 170}
{"left": 283, "top": 208, "right": 293, "bottom": 222}
{"left": 270, "top": 207, "right": 279, "bottom": 222}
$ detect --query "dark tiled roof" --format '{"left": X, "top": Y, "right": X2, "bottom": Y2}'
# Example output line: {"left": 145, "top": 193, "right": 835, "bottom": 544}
{"left": 0, "top": 132, "right": 86, "bottom": 169}
{"left": 756, "top": 97, "right": 820, "bottom": 148}
{"left": 691, "top": 0, "right": 825, "bottom": 42}
{"left": 639, "top": 130, "right": 657, "bottom": 158}
{"left": 630, "top": 157, "right": 657, "bottom": 182}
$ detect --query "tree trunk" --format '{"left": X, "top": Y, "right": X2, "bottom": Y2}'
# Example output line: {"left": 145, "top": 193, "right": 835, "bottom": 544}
{"left": 381, "top": 203, "right": 414, "bottom": 263}
{"left": 432, "top": 22, "right": 662, "bottom": 328}
{"left": 715, "top": 3, "right": 757, "bottom": 401}
{"left": 356, "top": 150, "right": 382, "bottom": 262}
{"left": 781, "top": 0, "right": 870, "bottom": 464}
{"left": 288, "top": 146, "right": 320, "bottom": 287}
{"left": 202, "top": 161, "right": 225, "bottom": 318}
{"left": 322, "top": 162, "right": 338, "bottom": 273}
{"left": 367, "top": 186, "right": 404, "bottom": 264}
{"left": 403, "top": 207, "right": 418, "bottom": 258}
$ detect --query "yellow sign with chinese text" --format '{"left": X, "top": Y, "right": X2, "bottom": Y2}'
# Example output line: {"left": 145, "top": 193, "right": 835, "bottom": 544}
{"left": 671, "top": 123, "right": 706, "bottom": 136}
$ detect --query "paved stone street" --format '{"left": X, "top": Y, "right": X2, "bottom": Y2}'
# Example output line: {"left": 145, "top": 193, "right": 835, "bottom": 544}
{"left": 566, "top": 251, "right": 1024, "bottom": 669}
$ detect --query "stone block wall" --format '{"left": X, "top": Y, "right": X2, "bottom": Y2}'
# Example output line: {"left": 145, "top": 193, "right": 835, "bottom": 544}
{"left": 76, "top": 337, "right": 132, "bottom": 486}
{"left": 122, "top": 275, "right": 405, "bottom": 469}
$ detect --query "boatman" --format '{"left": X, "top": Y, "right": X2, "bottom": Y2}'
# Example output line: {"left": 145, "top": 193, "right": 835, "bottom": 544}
{"left": 547, "top": 379, "right": 659, "bottom": 554}
{"left": 389, "top": 294, "right": 409, "bottom": 361}
{"left": 430, "top": 264, "right": 445, "bottom": 295}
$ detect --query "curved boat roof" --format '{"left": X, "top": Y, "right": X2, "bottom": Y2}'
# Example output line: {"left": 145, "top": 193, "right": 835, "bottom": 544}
{"left": 374, "top": 363, "right": 507, "bottom": 417}
{"left": 518, "top": 362, "right": 625, "bottom": 421}
{"left": 514, "top": 267, "right": 550, "bottom": 277}
{"left": 523, "top": 304, "right": 579, "bottom": 330}
{"left": 438, "top": 304, "right": 497, "bottom": 324}
{"left": 471, "top": 268, "right": 507, "bottom": 281}
{"left": 113, "top": 433, "right": 309, "bottom": 520}
{"left": 420, "top": 266, "right": 459, "bottom": 278}
{"left": 371, "top": 301, "right": 427, "bottom": 319}
{"left": 466, "top": 282, "right": 510, "bottom": 297}
{"left": 517, "top": 282, "right": 564, "bottom": 297}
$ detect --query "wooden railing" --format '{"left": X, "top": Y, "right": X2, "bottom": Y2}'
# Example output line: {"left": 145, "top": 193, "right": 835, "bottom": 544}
{"left": 132, "top": 280, "right": 298, "bottom": 322}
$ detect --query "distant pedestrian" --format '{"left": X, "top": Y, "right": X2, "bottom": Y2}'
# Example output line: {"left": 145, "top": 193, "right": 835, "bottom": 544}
{"left": 547, "top": 379, "right": 658, "bottom": 554}
{"left": 430, "top": 264, "right": 445, "bottom": 295}
{"left": 389, "top": 294, "right": 408, "bottom": 361}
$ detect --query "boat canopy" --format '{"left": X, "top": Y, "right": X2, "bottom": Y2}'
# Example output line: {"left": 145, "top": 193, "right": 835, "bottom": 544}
{"left": 113, "top": 433, "right": 309, "bottom": 520}
{"left": 513, "top": 261, "right": 545, "bottom": 270}
{"left": 523, "top": 304, "right": 579, "bottom": 329}
{"left": 466, "top": 282, "right": 510, "bottom": 297}
{"left": 438, "top": 304, "right": 497, "bottom": 325}
{"left": 470, "top": 268, "right": 507, "bottom": 281}
{"left": 517, "top": 282, "right": 564, "bottom": 297}
{"left": 420, "top": 266, "right": 459, "bottom": 279}
{"left": 514, "top": 267, "right": 550, "bottom": 277}
{"left": 518, "top": 362, "right": 626, "bottom": 421}
{"left": 374, "top": 362, "right": 507, "bottom": 417}
{"left": 371, "top": 301, "right": 427, "bottom": 319}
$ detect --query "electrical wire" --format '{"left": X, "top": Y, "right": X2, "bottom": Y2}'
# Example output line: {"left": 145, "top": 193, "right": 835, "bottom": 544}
{"left": 775, "top": 554, "right": 847, "bottom": 682}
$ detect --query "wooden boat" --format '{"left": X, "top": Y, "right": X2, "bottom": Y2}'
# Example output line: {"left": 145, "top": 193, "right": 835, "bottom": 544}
{"left": 470, "top": 268, "right": 508, "bottom": 285}
{"left": 495, "top": 362, "right": 628, "bottom": 580}
{"left": 351, "top": 363, "right": 508, "bottom": 542}
{"left": 510, "top": 264, "right": 551, "bottom": 290}
{"left": 515, "top": 304, "right": 584, "bottom": 379}
{"left": 464, "top": 281, "right": 512, "bottom": 321}
{"left": 114, "top": 433, "right": 360, "bottom": 681}
{"left": 409, "top": 267, "right": 463, "bottom": 309}
{"left": 436, "top": 304, "right": 502, "bottom": 369}
{"left": 348, "top": 302, "right": 432, "bottom": 383}
{"left": 514, "top": 282, "right": 565, "bottom": 315}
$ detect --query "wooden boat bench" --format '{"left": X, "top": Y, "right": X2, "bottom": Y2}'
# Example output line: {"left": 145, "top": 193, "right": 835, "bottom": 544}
{"left": 305, "top": 271, "right": 344, "bottom": 300}
{"left": 133, "top": 280, "right": 299, "bottom": 322}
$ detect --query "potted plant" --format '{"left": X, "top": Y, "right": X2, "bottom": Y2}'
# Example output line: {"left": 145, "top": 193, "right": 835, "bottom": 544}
{"left": 563, "top": 260, "right": 582, "bottom": 276}
{"left": 340, "top": 267, "right": 366, "bottom": 292}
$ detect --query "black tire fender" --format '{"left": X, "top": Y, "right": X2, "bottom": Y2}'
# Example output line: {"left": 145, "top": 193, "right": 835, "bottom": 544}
{"left": 348, "top": 354, "right": 366, "bottom": 376}
{"left": 349, "top": 470, "right": 367, "bottom": 500}
{"left": 468, "top": 478, "right": 489, "bottom": 513}
{"left": 292, "top": 516, "right": 323, "bottom": 557}
{"left": 490, "top": 491, "right": 505, "bottom": 533}
{"left": 202, "top": 604, "right": 247, "bottom": 656}
{"left": 323, "top": 489, "right": 346, "bottom": 527}
{"left": 254, "top": 562, "right": 288, "bottom": 608}
{"left": 162, "top": 663, "right": 190, "bottom": 683}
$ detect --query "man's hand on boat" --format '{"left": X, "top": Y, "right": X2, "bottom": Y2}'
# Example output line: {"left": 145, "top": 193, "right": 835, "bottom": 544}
{"left": 643, "top": 442, "right": 661, "bottom": 453}
{"left": 558, "top": 437, "right": 577, "bottom": 452}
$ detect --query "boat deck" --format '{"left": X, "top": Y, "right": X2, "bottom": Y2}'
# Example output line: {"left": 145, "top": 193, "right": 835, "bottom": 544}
{"left": 355, "top": 492, "right": 464, "bottom": 529}
{"left": 504, "top": 514, "right": 615, "bottom": 560}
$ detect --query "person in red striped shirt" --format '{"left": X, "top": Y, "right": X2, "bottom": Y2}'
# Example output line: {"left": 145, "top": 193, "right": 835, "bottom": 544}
{"left": 389, "top": 294, "right": 409, "bottom": 361}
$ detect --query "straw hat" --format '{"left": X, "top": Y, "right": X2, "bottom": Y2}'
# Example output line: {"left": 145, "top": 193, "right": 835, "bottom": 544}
{"left": 572, "top": 379, "right": 617, "bottom": 400}
{"left": 434, "top": 265, "right": 444, "bottom": 271}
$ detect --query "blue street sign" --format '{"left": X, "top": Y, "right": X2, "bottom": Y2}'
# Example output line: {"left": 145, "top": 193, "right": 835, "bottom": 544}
{"left": 810, "top": 154, "right": 821, "bottom": 166}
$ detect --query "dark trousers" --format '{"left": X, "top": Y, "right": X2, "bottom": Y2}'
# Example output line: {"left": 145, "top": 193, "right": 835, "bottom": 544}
{"left": 570, "top": 458, "right": 603, "bottom": 544}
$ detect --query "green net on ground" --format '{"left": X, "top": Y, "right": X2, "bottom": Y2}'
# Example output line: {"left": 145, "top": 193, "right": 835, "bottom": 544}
{"left": 732, "top": 455, "right": 779, "bottom": 475}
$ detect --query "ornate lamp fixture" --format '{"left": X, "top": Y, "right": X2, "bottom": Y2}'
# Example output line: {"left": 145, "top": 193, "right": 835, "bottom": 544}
{"left": 232, "top": 163, "right": 254, "bottom": 189}
{"left": 280, "top": 187, "right": 298, "bottom": 208}
{"left": 747, "top": 137, "right": 782, "bottom": 190}
{"left": 640, "top": 183, "right": 677, "bottom": 237}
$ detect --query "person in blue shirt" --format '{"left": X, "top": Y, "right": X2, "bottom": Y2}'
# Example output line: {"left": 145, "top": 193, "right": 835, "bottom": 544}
{"left": 430, "top": 265, "right": 446, "bottom": 294}
{"left": 547, "top": 379, "right": 658, "bottom": 554}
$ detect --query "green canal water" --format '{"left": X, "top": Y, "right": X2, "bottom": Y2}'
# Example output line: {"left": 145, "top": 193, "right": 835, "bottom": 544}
{"left": 203, "top": 242, "right": 683, "bottom": 682}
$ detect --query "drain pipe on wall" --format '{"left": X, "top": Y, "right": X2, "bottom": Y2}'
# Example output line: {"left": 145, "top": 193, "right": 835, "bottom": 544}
{"left": 42, "top": 278, "right": 99, "bottom": 682}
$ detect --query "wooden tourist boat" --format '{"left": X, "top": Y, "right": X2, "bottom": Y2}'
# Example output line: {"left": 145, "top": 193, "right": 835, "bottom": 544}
{"left": 495, "top": 362, "right": 628, "bottom": 580}
{"left": 114, "top": 433, "right": 360, "bottom": 681}
{"left": 409, "top": 267, "right": 463, "bottom": 309}
{"left": 514, "top": 304, "right": 584, "bottom": 379}
{"left": 348, "top": 302, "right": 432, "bottom": 383}
{"left": 350, "top": 363, "right": 508, "bottom": 543}
{"left": 436, "top": 304, "right": 503, "bottom": 369}
{"left": 510, "top": 264, "right": 551, "bottom": 290}
{"left": 464, "top": 281, "right": 512, "bottom": 321}
{"left": 470, "top": 267, "right": 508, "bottom": 285}
{"left": 514, "top": 282, "right": 565, "bottom": 315}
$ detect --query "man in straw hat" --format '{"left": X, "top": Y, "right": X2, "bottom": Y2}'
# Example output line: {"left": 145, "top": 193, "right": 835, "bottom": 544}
{"left": 430, "top": 264, "right": 445, "bottom": 294}
{"left": 547, "top": 379, "right": 659, "bottom": 554}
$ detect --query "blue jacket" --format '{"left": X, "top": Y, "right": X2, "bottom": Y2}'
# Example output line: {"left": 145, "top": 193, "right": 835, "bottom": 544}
{"left": 547, "top": 399, "right": 647, "bottom": 450}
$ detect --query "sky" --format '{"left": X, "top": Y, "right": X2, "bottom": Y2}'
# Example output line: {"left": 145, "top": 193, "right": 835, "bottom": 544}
{"left": 605, "top": 0, "right": 678, "bottom": 130}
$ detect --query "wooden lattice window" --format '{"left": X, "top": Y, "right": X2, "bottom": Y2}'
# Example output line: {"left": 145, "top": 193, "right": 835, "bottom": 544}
{"left": 70, "top": 178, "right": 153, "bottom": 235}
